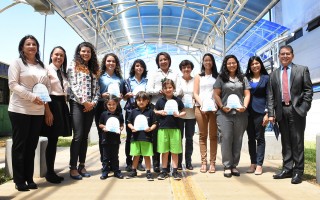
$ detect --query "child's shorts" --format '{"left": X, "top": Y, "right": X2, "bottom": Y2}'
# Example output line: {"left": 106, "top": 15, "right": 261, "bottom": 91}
{"left": 157, "top": 129, "right": 182, "bottom": 154}
{"left": 130, "top": 141, "right": 153, "bottom": 156}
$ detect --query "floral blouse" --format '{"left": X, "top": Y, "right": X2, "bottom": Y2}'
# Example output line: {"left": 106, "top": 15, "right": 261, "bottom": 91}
{"left": 67, "top": 61, "right": 99, "bottom": 104}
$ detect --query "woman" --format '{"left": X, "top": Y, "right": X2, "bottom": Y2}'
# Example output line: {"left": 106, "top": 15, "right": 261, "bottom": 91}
{"left": 41, "top": 46, "right": 72, "bottom": 183}
{"left": 123, "top": 59, "right": 148, "bottom": 172}
{"left": 213, "top": 55, "right": 250, "bottom": 178}
{"left": 8, "top": 35, "right": 50, "bottom": 191}
{"left": 176, "top": 60, "right": 196, "bottom": 170}
{"left": 68, "top": 42, "right": 99, "bottom": 180}
{"left": 193, "top": 53, "right": 219, "bottom": 173}
{"left": 94, "top": 53, "right": 124, "bottom": 171}
{"left": 245, "top": 56, "right": 269, "bottom": 175}
{"left": 146, "top": 52, "right": 178, "bottom": 172}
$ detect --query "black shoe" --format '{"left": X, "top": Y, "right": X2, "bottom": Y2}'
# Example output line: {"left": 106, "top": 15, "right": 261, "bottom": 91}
{"left": 273, "top": 170, "right": 293, "bottom": 179}
{"left": 114, "top": 171, "right": 124, "bottom": 179}
{"left": 125, "top": 165, "right": 132, "bottom": 172}
{"left": 27, "top": 182, "right": 38, "bottom": 189}
{"left": 153, "top": 166, "right": 160, "bottom": 173}
{"left": 146, "top": 173, "right": 154, "bottom": 181}
{"left": 126, "top": 170, "right": 137, "bottom": 179}
{"left": 157, "top": 171, "right": 168, "bottom": 180}
{"left": 46, "top": 173, "right": 61, "bottom": 184}
{"left": 70, "top": 171, "right": 83, "bottom": 180}
{"left": 172, "top": 171, "right": 182, "bottom": 180}
{"left": 177, "top": 163, "right": 182, "bottom": 170}
{"left": 137, "top": 163, "right": 146, "bottom": 171}
{"left": 100, "top": 171, "right": 108, "bottom": 180}
{"left": 224, "top": 169, "right": 232, "bottom": 178}
{"left": 15, "top": 183, "right": 29, "bottom": 191}
{"left": 186, "top": 163, "right": 193, "bottom": 170}
{"left": 291, "top": 173, "right": 303, "bottom": 184}
{"left": 78, "top": 165, "right": 91, "bottom": 177}
{"left": 231, "top": 168, "right": 240, "bottom": 177}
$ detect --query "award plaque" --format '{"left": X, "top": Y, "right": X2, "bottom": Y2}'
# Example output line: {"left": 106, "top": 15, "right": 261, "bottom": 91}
{"left": 132, "top": 85, "right": 145, "bottom": 95}
{"left": 201, "top": 98, "right": 217, "bottom": 112}
{"left": 226, "top": 94, "right": 242, "bottom": 109}
{"left": 32, "top": 83, "right": 51, "bottom": 102}
{"left": 182, "top": 94, "right": 193, "bottom": 108}
{"left": 107, "top": 83, "right": 121, "bottom": 97}
{"left": 105, "top": 117, "right": 120, "bottom": 134}
{"left": 164, "top": 99, "right": 178, "bottom": 115}
{"left": 134, "top": 114, "right": 149, "bottom": 131}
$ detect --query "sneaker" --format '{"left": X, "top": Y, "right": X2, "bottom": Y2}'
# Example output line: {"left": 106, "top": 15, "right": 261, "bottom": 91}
{"left": 125, "top": 165, "right": 132, "bottom": 172}
{"left": 100, "top": 171, "right": 108, "bottom": 180}
{"left": 137, "top": 163, "right": 146, "bottom": 171}
{"left": 126, "top": 170, "right": 137, "bottom": 179}
{"left": 157, "top": 171, "right": 168, "bottom": 180}
{"left": 146, "top": 173, "right": 154, "bottom": 181}
{"left": 153, "top": 166, "right": 160, "bottom": 173}
{"left": 172, "top": 171, "right": 182, "bottom": 180}
{"left": 177, "top": 163, "right": 182, "bottom": 170}
{"left": 114, "top": 171, "right": 124, "bottom": 179}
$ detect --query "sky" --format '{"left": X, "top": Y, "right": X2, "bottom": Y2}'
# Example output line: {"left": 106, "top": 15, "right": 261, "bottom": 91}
{"left": 0, "top": 0, "right": 202, "bottom": 77}
{"left": 0, "top": 0, "right": 83, "bottom": 65}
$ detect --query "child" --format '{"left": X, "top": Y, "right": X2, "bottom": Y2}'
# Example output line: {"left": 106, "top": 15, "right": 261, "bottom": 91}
{"left": 126, "top": 91, "right": 157, "bottom": 181}
{"left": 99, "top": 95, "right": 124, "bottom": 180}
{"left": 154, "top": 79, "right": 186, "bottom": 180}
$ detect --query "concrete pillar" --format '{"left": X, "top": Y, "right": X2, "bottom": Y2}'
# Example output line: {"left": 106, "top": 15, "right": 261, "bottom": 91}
{"left": 316, "top": 133, "right": 320, "bottom": 184}
{"left": 5, "top": 137, "right": 48, "bottom": 178}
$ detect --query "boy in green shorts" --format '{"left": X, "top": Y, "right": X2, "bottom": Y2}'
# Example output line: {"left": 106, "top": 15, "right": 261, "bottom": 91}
{"left": 126, "top": 91, "right": 157, "bottom": 181}
{"left": 154, "top": 79, "right": 186, "bottom": 180}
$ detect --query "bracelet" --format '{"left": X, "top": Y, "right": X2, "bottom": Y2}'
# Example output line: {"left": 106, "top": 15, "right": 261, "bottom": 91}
{"left": 243, "top": 105, "right": 247, "bottom": 109}
{"left": 220, "top": 105, "right": 224, "bottom": 109}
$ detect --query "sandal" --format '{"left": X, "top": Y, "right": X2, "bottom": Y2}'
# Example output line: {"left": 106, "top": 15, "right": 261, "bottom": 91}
{"left": 209, "top": 163, "right": 216, "bottom": 173}
{"left": 200, "top": 164, "right": 207, "bottom": 173}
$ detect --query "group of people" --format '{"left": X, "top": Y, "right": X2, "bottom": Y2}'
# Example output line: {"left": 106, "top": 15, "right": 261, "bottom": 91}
{"left": 8, "top": 34, "right": 313, "bottom": 191}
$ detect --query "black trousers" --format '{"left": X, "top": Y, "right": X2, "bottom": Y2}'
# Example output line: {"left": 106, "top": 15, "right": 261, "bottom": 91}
{"left": 247, "top": 111, "right": 266, "bottom": 166}
{"left": 102, "top": 143, "right": 120, "bottom": 172}
{"left": 46, "top": 136, "right": 59, "bottom": 174}
{"left": 178, "top": 118, "right": 196, "bottom": 165}
{"left": 69, "top": 100, "right": 95, "bottom": 169}
{"left": 278, "top": 105, "right": 305, "bottom": 174}
{"left": 8, "top": 112, "right": 43, "bottom": 184}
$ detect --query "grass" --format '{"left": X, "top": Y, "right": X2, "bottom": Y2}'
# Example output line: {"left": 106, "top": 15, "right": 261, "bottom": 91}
{"left": 304, "top": 141, "right": 317, "bottom": 184}
{"left": 0, "top": 168, "right": 12, "bottom": 185}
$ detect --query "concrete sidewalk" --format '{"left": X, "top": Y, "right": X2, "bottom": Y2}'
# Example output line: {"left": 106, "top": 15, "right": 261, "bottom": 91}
{"left": 0, "top": 138, "right": 319, "bottom": 200}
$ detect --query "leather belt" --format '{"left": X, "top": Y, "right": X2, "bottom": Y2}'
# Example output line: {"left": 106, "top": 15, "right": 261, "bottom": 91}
{"left": 282, "top": 101, "right": 292, "bottom": 106}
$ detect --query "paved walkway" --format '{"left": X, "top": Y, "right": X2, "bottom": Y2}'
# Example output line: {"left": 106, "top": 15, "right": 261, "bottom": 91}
{"left": 0, "top": 138, "right": 319, "bottom": 200}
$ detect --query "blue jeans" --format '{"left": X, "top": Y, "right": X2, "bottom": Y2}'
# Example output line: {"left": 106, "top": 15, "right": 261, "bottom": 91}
{"left": 247, "top": 111, "right": 266, "bottom": 166}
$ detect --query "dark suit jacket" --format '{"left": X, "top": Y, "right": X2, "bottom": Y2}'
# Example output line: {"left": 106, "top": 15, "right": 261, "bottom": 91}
{"left": 267, "top": 63, "right": 313, "bottom": 121}
{"left": 249, "top": 74, "right": 269, "bottom": 114}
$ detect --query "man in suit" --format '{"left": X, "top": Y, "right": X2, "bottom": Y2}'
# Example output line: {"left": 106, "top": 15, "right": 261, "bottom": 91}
{"left": 267, "top": 45, "right": 313, "bottom": 184}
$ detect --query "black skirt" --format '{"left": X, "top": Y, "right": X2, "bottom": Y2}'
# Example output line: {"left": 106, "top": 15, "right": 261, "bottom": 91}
{"left": 41, "top": 95, "right": 72, "bottom": 137}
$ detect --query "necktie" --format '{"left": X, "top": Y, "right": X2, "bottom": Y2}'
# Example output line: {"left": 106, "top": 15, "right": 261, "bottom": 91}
{"left": 57, "top": 69, "right": 65, "bottom": 92}
{"left": 282, "top": 66, "right": 290, "bottom": 104}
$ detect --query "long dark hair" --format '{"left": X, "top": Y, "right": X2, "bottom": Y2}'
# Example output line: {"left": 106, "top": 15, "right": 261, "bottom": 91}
{"left": 104, "top": 94, "right": 122, "bottom": 114}
{"left": 219, "top": 55, "right": 244, "bottom": 83}
{"left": 129, "top": 59, "right": 148, "bottom": 78}
{"left": 100, "top": 53, "right": 123, "bottom": 79}
{"left": 18, "top": 35, "right": 44, "bottom": 68}
{"left": 245, "top": 56, "right": 268, "bottom": 80}
{"left": 155, "top": 52, "right": 171, "bottom": 69}
{"left": 74, "top": 42, "right": 99, "bottom": 75}
{"left": 49, "top": 46, "right": 67, "bottom": 76}
{"left": 199, "top": 53, "right": 218, "bottom": 78}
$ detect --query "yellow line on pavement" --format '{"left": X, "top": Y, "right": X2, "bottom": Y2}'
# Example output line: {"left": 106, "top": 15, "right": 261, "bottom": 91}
{"left": 170, "top": 166, "right": 206, "bottom": 200}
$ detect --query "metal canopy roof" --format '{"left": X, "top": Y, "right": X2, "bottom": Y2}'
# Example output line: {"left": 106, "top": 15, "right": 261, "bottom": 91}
{"left": 46, "top": 0, "right": 281, "bottom": 65}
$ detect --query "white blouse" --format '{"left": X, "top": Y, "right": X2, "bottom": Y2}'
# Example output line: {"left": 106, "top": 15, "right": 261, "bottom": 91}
{"left": 46, "top": 63, "right": 68, "bottom": 96}
{"left": 195, "top": 74, "right": 216, "bottom": 107}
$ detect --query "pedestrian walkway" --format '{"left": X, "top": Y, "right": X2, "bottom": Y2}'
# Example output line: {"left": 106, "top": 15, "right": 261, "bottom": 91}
{"left": 0, "top": 138, "right": 319, "bottom": 200}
